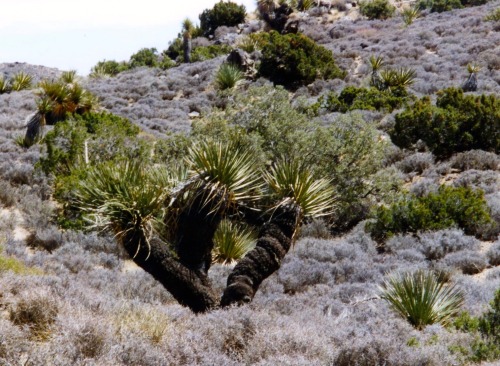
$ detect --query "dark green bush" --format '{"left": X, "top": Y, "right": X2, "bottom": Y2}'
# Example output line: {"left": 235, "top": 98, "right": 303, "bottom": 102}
{"left": 323, "top": 86, "right": 410, "bottom": 113}
{"left": 129, "top": 48, "right": 160, "bottom": 68}
{"left": 37, "top": 112, "right": 146, "bottom": 229}
{"left": 258, "top": 31, "right": 345, "bottom": 89}
{"left": 90, "top": 60, "right": 130, "bottom": 77}
{"left": 367, "top": 185, "right": 494, "bottom": 242}
{"left": 191, "top": 44, "right": 231, "bottom": 62}
{"left": 199, "top": 0, "right": 246, "bottom": 37}
{"left": 359, "top": 0, "right": 396, "bottom": 19}
{"left": 418, "top": 0, "right": 486, "bottom": 12}
{"left": 391, "top": 88, "right": 500, "bottom": 159}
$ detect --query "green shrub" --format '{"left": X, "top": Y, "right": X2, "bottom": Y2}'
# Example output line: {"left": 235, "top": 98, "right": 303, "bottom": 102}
{"left": 37, "top": 111, "right": 147, "bottom": 230}
{"left": 199, "top": 0, "right": 246, "bottom": 37}
{"left": 90, "top": 60, "right": 130, "bottom": 77}
{"left": 381, "top": 270, "right": 464, "bottom": 329}
{"left": 193, "top": 85, "right": 391, "bottom": 233}
{"left": 129, "top": 48, "right": 160, "bottom": 68}
{"left": 453, "top": 290, "right": 500, "bottom": 362}
{"left": 417, "top": 0, "right": 487, "bottom": 12}
{"left": 360, "top": 0, "right": 396, "bottom": 19}
{"left": 191, "top": 44, "right": 231, "bottom": 62}
{"left": 391, "top": 88, "right": 500, "bottom": 159}
{"left": 323, "top": 86, "right": 410, "bottom": 113}
{"left": 485, "top": 7, "right": 500, "bottom": 21}
{"left": 258, "top": 31, "right": 345, "bottom": 89}
{"left": 368, "top": 185, "right": 494, "bottom": 242}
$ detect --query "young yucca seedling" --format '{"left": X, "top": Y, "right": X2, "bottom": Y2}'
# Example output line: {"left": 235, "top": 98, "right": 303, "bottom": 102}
{"left": 401, "top": 7, "right": 420, "bottom": 26}
{"left": 215, "top": 63, "right": 245, "bottom": 90}
{"left": 266, "top": 159, "right": 336, "bottom": 220}
{"left": 369, "top": 55, "right": 385, "bottom": 72}
{"left": 380, "top": 270, "right": 464, "bottom": 330}
{"left": 212, "top": 220, "right": 257, "bottom": 265}
{"left": 10, "top": 72, "right": 33, "bottom": 91}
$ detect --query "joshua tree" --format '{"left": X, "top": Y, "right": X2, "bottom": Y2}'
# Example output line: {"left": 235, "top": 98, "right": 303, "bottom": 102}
{"left": 182, "top": 18, "right": 194, "bottom": 63}
{"left": 369, "top": 55, "right": 385, "bottom": 90}
{"left": 24, "top": 73, "right": 97, "bottom": 146}
{"left": 462, "top": 63, "right": 480, "bottom": 92}
{"left": 74, "top": 140, "right": 335, "bottom": 313}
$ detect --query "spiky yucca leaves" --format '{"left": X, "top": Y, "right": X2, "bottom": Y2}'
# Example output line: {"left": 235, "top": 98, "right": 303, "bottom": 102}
{"left": 297, "top": 0, "right": 315, "bottom": 10}
{"left": 215, "top": 63, "right": 245, "bottom": 90}
{"left": 74, "top": 161, "right": 173, "bottom": 258}
{"left": 380, "top": 270, "right": 464, "bottom": 330}
{"left": 23, "top": 77, "right": 97, "bottom": 146}
{"left": 213, "top": 220, "right": 256, "bottom": 265}
{"left": 379, "top": 67, "right": 416, "bottom": 91}
{"left": 401, "top": 7, "right": 420, "bottom": 26}
{"left": 10, "top": 72, "right": 33, "bottom": 91}
{"left": 185, "top": 140, "right": 263, "bottom": 211}
{"left": 467, "top": 63, "right": 481, "bottom": 74}
{"left": 0, "top": 76, "right": 10, "bottom": 94}
{"left": 369, "top": 55, "right": 385, "bottom": 89}
{"left": 266, "top": 159, "right": 335, "bottom": 220}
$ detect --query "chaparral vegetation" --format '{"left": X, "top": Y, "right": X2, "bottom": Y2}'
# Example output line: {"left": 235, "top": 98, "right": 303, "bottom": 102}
{"left": 0, "top": 0, "right": 499, "bottom": 364}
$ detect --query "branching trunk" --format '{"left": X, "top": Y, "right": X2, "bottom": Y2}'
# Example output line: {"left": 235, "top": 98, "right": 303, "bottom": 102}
{"left": 121, "top": 202, "right": 301, "bottom": 313}
{"left": 121, "top": 231, "right": 219, "bottom": 313}
{"left": 221, "top": 203, "right": 301, "bottom": 307}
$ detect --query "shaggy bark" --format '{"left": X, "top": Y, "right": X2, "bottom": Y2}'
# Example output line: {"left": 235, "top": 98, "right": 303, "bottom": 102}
{"left": 183, "top": 33, "right": 192, "bottom": 63}
{"left": 221, "top": 203, "right": 301, "bottom": 307}
{"left": 121, "top": 201, "right": 301, "bottom": 312}
{"left": 121, "top": 231, "right": 219, "bottom": 313}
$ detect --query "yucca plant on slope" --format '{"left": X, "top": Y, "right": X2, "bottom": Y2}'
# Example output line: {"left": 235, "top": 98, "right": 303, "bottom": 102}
{"left": 10, "top": 72, "right": 33, "bottom": 91}
{"left": 380, "top": 270, "right": 464, "bottom": 330}
{"left": 0, "top": 76, "right": 10, "bottom": 94}
{"left": 215, "top": 63, "right": 245, "bottom": 90}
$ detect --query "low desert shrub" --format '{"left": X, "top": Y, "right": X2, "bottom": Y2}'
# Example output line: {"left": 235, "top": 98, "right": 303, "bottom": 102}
{"left": 199, "top": 0, "right": 246, "bottom": 37}
{"left": 129, "top": 48, "right": 160, "bottom": 68}
{"left": 368, "top": 185, "right": 494, "bottom": 242}
{"left": 9, "top": 293, "right": 58, "bottom": 340}
{"left": 391, "top": 88, "right": 500, "bottom": 159}
{"left": 485, "top": 7, "right": 500, "bottom": 21}
{"left": 360, "top": 0, "right": 396, "bottom": 19}
{"left": 258, "top": 31, "right": 345, "bottom": 89}
{"left": 450, "top": 150, "right": 499, "bottom": 171}
{"left": 442, "top": 250, "right": 488, "bottom": 275}
{"left": 191, "top": 44, "right": 231, "bottom": 62}
{"left": 380, "top": 270, "right": 464, "bottom": 329}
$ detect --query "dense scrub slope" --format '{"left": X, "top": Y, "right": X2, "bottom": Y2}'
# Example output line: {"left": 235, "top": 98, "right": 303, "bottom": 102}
{"left": 0, "top": 1, "right": 499, "bottom": 365}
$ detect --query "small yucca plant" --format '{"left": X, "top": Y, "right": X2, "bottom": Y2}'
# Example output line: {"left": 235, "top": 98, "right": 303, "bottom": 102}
{"left": 0, "top": 76, "right": 10, "bottom": 94}
{"left": 297, "top": 0, "right": 315, "bottom": 11}
{"left": 401, "top": 7, "right": 420, "bottom": 26}
{"left": 467, "top": 63, "right": 481, "bottom": 75}
{"left": 10, "top": 72, "right": 33, "bottom": 91}
{"left": 380, "top": 270, "right": 464, "bottom": 330}
{"left": 369, "top": 55, "right": 385, "bottom": 72}
{"left": 215, "top": 63, "right": 244, "bottom": 90}
{"left": 380, "top": 67, "right": 416, "bottom": 90}
{"left": 266, "top": 159, "right": 335, "bottom": 219}
{"left": 213, "top": 220, "right": 256, "bottom": 265}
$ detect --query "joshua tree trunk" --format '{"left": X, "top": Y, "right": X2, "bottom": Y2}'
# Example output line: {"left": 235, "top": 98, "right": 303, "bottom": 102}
{"left": 120, "top": 202, "right": 301, "bottom": 313}
{"left": 221, "top": 203, "right": 301, "bottom": 306}
{"left": 462, "top": 73, "right": 477, "bottom": 92}
{"left": 183, "top": 32, "right": 192, "bottom": 63}
{"left": 121, "top": 230, "right": 219, "bottom": 313}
